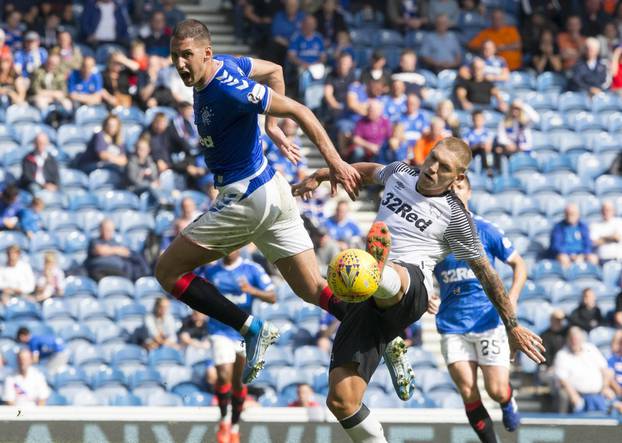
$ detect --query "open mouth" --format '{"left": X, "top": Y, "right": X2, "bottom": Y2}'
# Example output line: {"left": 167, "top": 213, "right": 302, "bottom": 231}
{"left": 423, "top": 172, "right": 434, "bottom": 181}
{"left": 179, "top": 71, "right": 192, "bottom": 83}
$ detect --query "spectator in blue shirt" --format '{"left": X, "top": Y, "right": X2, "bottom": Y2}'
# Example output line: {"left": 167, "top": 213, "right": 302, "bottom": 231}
{"left": 323, "top": 200, "right": 362, "bottom": 249}
{"left": 157, "top": 0, "right": 186, "bottom": 28}
{"left": 287, "top": 15, "right": 326, "bottom": 69}
{"left": 13, "top": 31, "right": 47, "bottom": 78}
{"left": 270, "top": 0, "right": 305, "bottom": 64}
{"left": 18, "top": 197, "right": 44, "bottom": 239}
{"left": 80, "top": 0, "right": 129, "bottom": 47}
{"left": 419, "top": 14, "right": 462, "bottom": 72}
{"left": 381, "top": 79, "right": 407, "bottom": 123}
{"left": 464, "top": 109, "right": 493, "bottom": 175}
{"left": 398, "top": 93, "right": 429, "bottom": 147}
{"left": 0, "top": 185, "right": 20, "bottom": 231}
{"left": 3, "top": 10, "right": 24, "bottom": 50}
{"left": 481, "top": 40, "right": 510, "bottom": 84}
{"left": 68, "top": 56, "right": 103, "bottom": 107}
{"left": 17, "top": 326, "right": 69, "bottom": 372}
{"left": 550, "top": 203, "right": 599, "bottom": 269}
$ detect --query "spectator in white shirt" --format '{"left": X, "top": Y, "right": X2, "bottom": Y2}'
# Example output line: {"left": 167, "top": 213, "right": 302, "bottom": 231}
{"left": 0, "top": 245, "right": 35, "bottom": 304}
{"left": 590, "top": 201, "right": 622, "bottom": 262}
{"left": 553, "top": 326, "right": 616, "bottom": 413}
{"left": 143, "top": 296, "right": 179, "bottom": 350}
{"left": 2, "top": 349, "right": 50, "bottom": 406}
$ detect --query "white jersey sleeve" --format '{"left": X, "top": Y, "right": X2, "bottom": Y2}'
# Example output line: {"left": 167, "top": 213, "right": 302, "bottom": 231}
{"left": 444, "top": 192, "right": 483, "bottom": 260}
{"left": 374, "top": 161, "right": 418, "bottom": 185}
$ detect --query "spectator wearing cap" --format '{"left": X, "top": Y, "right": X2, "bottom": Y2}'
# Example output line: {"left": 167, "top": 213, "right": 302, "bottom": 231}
{"left": 553, "top": 326, "right": 615, "bottom": 413}
{"left": 468, "top": 8, "right": 522, "bottom": 71}
{"left": 0, "top": 185, "right": 21, "bottom": 231}
{"left": 540, "top": 309, "right": 568, "bottom": 369}
{"left": 0, "top": 51, "right": 28, "bottom": 106}
{"left": 19, "top": 133, "right": 60, "bottom": 193}
{"left": 269, "top": 0, "right": 305, "bottom": 65}
{"left": 80, "top": 0, "right": 129, "bottom": 47}
{"left": 557, "top": 15, "right": 587, "bottom": 70}
{"left": 568, "top": 37, "right": 610, "bottom": 96}
{"left": 360, "top": 51, "right": 392, "bottom": 88}
{"left": 13, "top": 31, "right": 48, "bottom": 78}
{"left": 480, "top": 40, "right": 510, "bottom": 84}
{"left": 157, "top": 0, "right": 186, "bottom": 29}
{"left": 2, "top": 349, "right": 50, "bottom": 406}
{"left": 314, "top": 0, "right": 348, "bottom": 46}
{"left": 142, "top": 10, "right": 172, "bottom": 59}
{"left": 3, "top": 10, "right": 24, "bottom": 50}
{"left": 419, "top": 14, "right": 462, "bottom": 73}
{"left": 550, "top": 203, "right": 599, "bottom": 268}
{"left": 0, "top": 245, "right": 36, "bottom": 303}
{"left": 568, "top": 288, "right": 604, "bottom": 333}
{"left": 287, "top": 15, "right": 326, "bottom": 83}
{"left": 29, "top": 53, "right": 72, "bottom": 112}
{"left": 590, "top": 201, "right": 622, "bottom": 262}
{"left": 349, "top": 99, "right": 392, "bottom": 163}
{"left": 68, "top": 56, "right": 103, "bottom": 106}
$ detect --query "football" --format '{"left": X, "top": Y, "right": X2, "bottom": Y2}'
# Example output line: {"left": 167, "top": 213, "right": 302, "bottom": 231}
{"left": 327, "top": 249, "right": 381, "bottom": 303}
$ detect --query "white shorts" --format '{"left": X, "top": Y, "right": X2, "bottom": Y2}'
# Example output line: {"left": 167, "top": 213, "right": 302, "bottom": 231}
{"left": 441, "top": 325, "right": 510, "bottom": 368}
{"left": 210, "top": 334, "right": 245, "bottom": 366}
{"left": 182, "top": 162, "right": 313, "bottom": 262}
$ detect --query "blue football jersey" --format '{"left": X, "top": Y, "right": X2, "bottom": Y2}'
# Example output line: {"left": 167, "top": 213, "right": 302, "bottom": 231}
{"left": 399, "top": 111, "right": 429, "bottom": 145}
{"left": 433, "top": 215, "right": 515, "bottom": 334}
{"left": 193, "top": 54, "right": 272, "bottom": 186}
{"left": 201, "top": 258, "right": 274, "bottom": 340}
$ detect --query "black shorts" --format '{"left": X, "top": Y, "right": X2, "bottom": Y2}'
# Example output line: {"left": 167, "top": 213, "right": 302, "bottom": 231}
{"left": 329, "top": 262, "right": 428, "bottom": 383}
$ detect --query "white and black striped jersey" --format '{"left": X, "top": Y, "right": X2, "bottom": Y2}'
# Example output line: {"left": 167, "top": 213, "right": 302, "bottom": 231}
{"left": 374, "top": 161, "right": 483, "bottom": 296}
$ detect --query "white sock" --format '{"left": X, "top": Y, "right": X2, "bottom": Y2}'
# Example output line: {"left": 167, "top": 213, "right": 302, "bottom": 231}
{"left": 372, "top": 265, "right": 404, "bottom": 300}
{"left": 339, "top": 404, "right": 387, "bottom": 443}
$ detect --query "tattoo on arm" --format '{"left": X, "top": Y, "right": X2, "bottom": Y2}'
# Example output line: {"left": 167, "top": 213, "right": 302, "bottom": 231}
{"left": 468, "top": 256, "right": 518, "bottom": 330}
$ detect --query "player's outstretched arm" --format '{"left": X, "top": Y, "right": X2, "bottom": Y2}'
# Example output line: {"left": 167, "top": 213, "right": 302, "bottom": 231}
{"left": 266, "top": 90, "right": 361, "bottom": 200}
{"left": 505, "top": 253, "right": 527, "bottom": 308}
{"left": 292, "top": 162, "right": 383, "bottom": 201}
{"left": 467, "top": 255, "right": 546, "bottom": 364}
{"left": 247, "top": 58, "right": 303, "bottom": 164}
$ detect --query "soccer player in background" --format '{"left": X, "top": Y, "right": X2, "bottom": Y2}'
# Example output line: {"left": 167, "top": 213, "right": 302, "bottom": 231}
{"left": 429, "top": 176, "right": 527, "bottom": 442}
{"left": 293, "top": 137, "right": 545, "bottom": 443}
{"left": 155, "top": 19, "right": 360, "bottom": 383}
{"left": 200, "top": 249, "right": 276, "bottom": 443}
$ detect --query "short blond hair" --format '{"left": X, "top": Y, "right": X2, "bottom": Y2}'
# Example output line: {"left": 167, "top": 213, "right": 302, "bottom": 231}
{"left": 437, "top": 137, "right": 472, "bottom": 173}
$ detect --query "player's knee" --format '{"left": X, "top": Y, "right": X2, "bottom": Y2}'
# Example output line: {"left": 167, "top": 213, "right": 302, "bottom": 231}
{"left": 154, "top": 259, "right": 174, "bottom": 293}
{"left": 326, "top": 390, "right": 358, "bottom": 417}
{"left": 457, "top": 384, "right": 480, "bottom": 403}
{"left": 485, "top": 382, "right": 508, "bottom": 403}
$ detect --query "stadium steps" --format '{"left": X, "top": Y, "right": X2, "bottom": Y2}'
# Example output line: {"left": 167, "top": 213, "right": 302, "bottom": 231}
{"left": 177, "top": 0, "right": 251, "bottom": 54}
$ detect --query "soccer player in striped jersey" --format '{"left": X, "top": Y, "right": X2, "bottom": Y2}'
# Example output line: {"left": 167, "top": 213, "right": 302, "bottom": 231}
{"left": 293, "top": 137, "right": 545, "bottom": 443}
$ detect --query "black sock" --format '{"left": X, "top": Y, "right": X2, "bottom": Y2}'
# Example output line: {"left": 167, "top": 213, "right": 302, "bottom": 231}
{"left": 232, "top": 386, "right": 247, "bottom": 424}
{"left": 319, "top": 286, "right": 347, "bottom": 321}
{"left": 465, "top": 400, "right": 497, "bottom": 443}
{"left": 215, "top": 383, "right": 232, "bottom": 420}
{"left": 173, "top": 273, "right": 249, "bottom": 331}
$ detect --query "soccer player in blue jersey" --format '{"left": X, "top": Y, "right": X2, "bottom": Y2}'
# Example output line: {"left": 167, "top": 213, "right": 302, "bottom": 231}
{"left": 429, "top": 175, "right": 527, "bottom": 442}
{"left": 155, "top": 19, "right": 360, "bottom": 383}
{"left": 200, "top": 249, "right": 276, "bottom": 443}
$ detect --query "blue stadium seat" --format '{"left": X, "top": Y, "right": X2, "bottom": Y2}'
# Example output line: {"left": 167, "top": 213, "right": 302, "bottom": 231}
{"left": 175, "top": 190, "right": 210, "bottom": 213}
{"left": 67, "top": 389, "right": 100, "bottom": 406}
{"left": 90, "top": 367, "right": 127, "bottom": 389}
{"left": 97, "top": 190, "right": 141, "bottom": 212}
{"left": 352, "top": 46, "right": 373, "bottom": 68}
{"left": 0, "top": 124, "right": 19, "bottom": 143}
{"left": 146, "top": 392, "right": 183, "bottom": 406}
{"left": 46, "top": 392, "right": 69, "bottom": 406}
{"left": 570, "top": 111, "right": 606, "bottom": 133}
{"left": 57, "top": 231, "right": 88, "bottom": 254}
{"left": 134, "top": 277, "right": 163, "bottom": 299}
{"left": 129, "top": 368, "right": 165, "bottom": 389}
{"left": 536, "top": 72, "right": 567, "bottom": 92}
{"left": 264, "top": 346, "right": 294, "bottom": 369}
{"left": 564, "top": 262, "right": 601, "bottom": 281}
{"left": 469, "top": 194, "right": 504, "bottom": 216}
{"left": 44, "top": 211, "right": 81, "bottom": 233}
{"left": 57, "top": 124, "right": 88, "bottom": 145}
{"left": 110, "top": 394, "right": 142, "bottom": 406}
{"left": 427, "top": 390, "right": 464, "bottom": 409}
{"left": 567, "top": 194, "right": 601, "bottom": 217}
{"left": 533, "top": 260, "right": 565, "bottom": 281}
{"left": 274, "top": 367, "right": 313, "bottom": 395}
{"left": 417, "top": 69, "right": 438, "bottom": 89}
{"left": 60, "top": 324, "right": 96, "bottom": 345}
{"left": 518, "top": 301, "right": 554, "bottom": 333}
{"left": 551, "top": 173, "right": 593, "bottom": 196}
{"left": 17, "top": 123, "right": 57, "bottom": 146}
{"left": 591, "top": 93, "right": 622, "bottom": 113}
{"left": 4, "top": 299, "right": 41, "bottom": 321}
{"left": 75, "top": 105, "right": 108, "bottom": 126}
{"left": 115, "top": 303, "right": 146, "bottom": 334}
{"left": 522, "top": 91, "right": 558, "bottom": 111}
{"left": 160, "top": 366, "right": 193, "bottom": 391}
{"left": 404, "top": 30, "right": 426, "bottom": 49}
{"left": 303, "top": 83, "right": 325, "bottom": 110}
{"left": 510, "top": 71, "right": 536, "bottom": 90}
{"left": 154, "top": 211, "right": 175, "bottom": 235}
{"left": 74, "top": 298, "right": 108, "bottom": 321}
{"left": 576, "top": 153, "right": 609, "bottom": 180}
{"left": 294, "top": 346, "right": 329, "bottom": 369}
{"left": 67, "top": 191, "right": 98, "bottom": 211}
{"left": 89, "top": 169, "right": 123, "bottom": 191}
{"left": 508, "top": 153, "right": 539, "bottom": 175}
{"left": 378, "top": 29, "right": 404, "bottom": 47}
{"left": 0, "top": 231, "right": 29, "bottom": 251}
{"left": 491, "top": 176, "right": 524, "bottom": 194}
{"left": 148, "top": 347, "right": 185, "bottom": 367}
{"left": 541, "top": 155, "right": 575, "bottom": 174}
{"left": 364, "top": 390, "right": 404, "bottom": 409}
{"left": 111, "top": 344, "right": 148, "bottom": 367}
{"left": 93, "top": 386, "right": 130, "bottom": 405}
{"left": 253, "top": 303, "right": 291, "bottom": 322}
{"left": 60, "top": 169, "right": 89, "bottom": 191}
{"left": 52, "top": 366, "right": 88, "bottom": 389}
{"left": 589, "top": 327, "right": 615, "bottom": 348}
{"left": 184, "top": 346, "right": 213, "bottom": 368}
{"left": 607, "top": 112, "right": 622, "bottom": 132}
{"left": 520, "top": 281, "right": 550, "bottom": 302}
{"left": 182, "top": 391, "right": 213, "bottom": 407}
{"left": 545, "top": 281, "right": 577, "bottom": 304}
{"left": 114, "top": 211, "right": 155, "bottom": 234}
{"left": 72, "top": 344, "right": 106, "bottom": 368}
{"left": 509, "top": 194, "right": 541, "bottom": 216}
{"left": 436, "top": 69, "right": 457, "bottom": 90}
{"left": 46, "top": 318, "right": 75, "bottom": 334}
{"left": 595, "top": 175, "right": 622, "bottom": 197}
{"left": 603, "top": 261, "right": 622, "bottom": 288}
{"left": 406, "top": 347, "right": 437, "bottom": 369}
{"left": 98, "top": 276, "right": 135, "bottom": 299}
{"left": 41, "top": 298, "right": 72, "bottom": 321}
{"left": 5, "top": 104, "right": 41, "bottom": 125}
{"left": 383, "top": 47, "right": 403, "bottom": 71}
{"left": 76, "top": 208, "right": 105, "bottom": 235}
{"left": 557, "top": 133, "right": 589, "bottom": 155}
{"left": 64, "top": 276, "right": 98, "bottom": 299}
{"left": 558, "top": 92, "right": 590, "bottom": 112}
{"left": 112, "top": 106, "right": 146, "bottom": 126}
{"left": 418, "top": 369, "right": 455, "bottom": 394}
